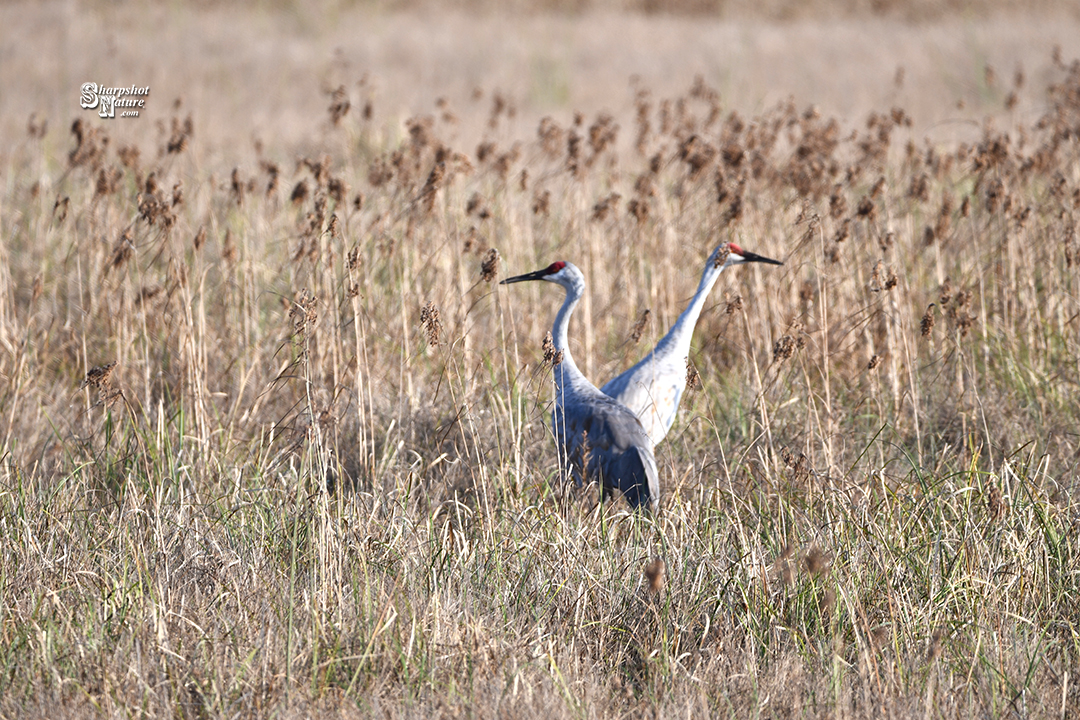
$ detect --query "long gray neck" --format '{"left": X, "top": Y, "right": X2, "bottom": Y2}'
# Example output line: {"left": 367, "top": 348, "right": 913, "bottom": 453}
{"left": 652, "top": 261, "right": 724, "bottom": 358}
{"left": 551, "top": 275, "right": 591, "bottom": 396}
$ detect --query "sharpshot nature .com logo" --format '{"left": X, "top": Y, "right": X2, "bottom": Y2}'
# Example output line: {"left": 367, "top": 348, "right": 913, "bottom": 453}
{"left": 80, "top": 82, "right": 150, "bottom": 119}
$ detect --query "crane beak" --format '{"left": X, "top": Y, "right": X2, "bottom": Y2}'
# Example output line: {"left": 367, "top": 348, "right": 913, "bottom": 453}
{"left": 737, "top": 249, "right": 783, "bottom": 266}
{"left": 500, "top": 268, "right": 550, "bottom": 285}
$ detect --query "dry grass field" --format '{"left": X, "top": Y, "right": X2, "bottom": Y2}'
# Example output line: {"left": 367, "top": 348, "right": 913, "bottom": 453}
{"left": 1, "top": 1, "right": 1080, "bottom": 717}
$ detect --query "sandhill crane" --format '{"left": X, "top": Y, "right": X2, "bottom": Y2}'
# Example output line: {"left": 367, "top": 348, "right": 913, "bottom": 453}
{"left": 601, "top": 243, "right": 782, "bottom": 446}
{"left": 502, "top": 261, "right": 660, "bottom": 511}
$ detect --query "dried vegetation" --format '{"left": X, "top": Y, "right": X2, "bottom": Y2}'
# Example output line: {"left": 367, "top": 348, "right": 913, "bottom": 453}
{"left": 0, "top": 6, "right": 1079, "bottom": 719}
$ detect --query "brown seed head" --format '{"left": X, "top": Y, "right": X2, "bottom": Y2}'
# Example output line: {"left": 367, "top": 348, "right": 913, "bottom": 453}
{"left": 328, "top": 85, "right": 350, "bottom": 125}
{"left": 804, "top": 546, "right": 830, "bottom": 576}
{"left": 419, "top": 301, "right": 443, "bottom": 347}
{"left": 627, "top": 198, "right": 648, "bottom": 224}
{"left": 829, "top": 185, "right": 848, "bottom": 218}
{"left": 644, "top": 558, "right": 666, "bottom": 595}
{"left": 94, "top": 167, "right": 122, "bottom": 198}
{"left": 819, "top": 587, "right": 837, "bottom": 619}
{"left": 367, "top": 156, "right": 393, "bottom": 187}
{"left": 856, "top": 195, "right": 876, "bottom": 220}
{"left": 290, "top": 289, "right": 318, "bottom": 337}
{"left": 773, "top": 335, "right": 796, "bottom": 362}
{"left": 629, "top": 309, "right": 651, "bottom": 343}
{"left": 83, "top": 362, "right": 117, "bottom": 391}
{"left": 166, "top": 114, "right": 193, "bottom": 154}
{"left": 82, "top": 361, "right": 121, "bottom": 406}
{"left": 328, "top": 177, "right": 347, "bottom": 205}
{"left": 776, "top": 543, "right": 795, "bottom": 587}
{"left": 537, "top": 117, "right": 565, "bottom": 158}
{"left": 590, "top": 192, "right": 621, "bottom": 222}
{"left": 108, "top": 229, "right": 134, "bottom": 272}
{"left": 871, "top": 625, "right": 890, "bottom": 650}
{"left": 290, "top": 180, "right": 310, "bottom": 205}
{"left": 920, "top": 304, "right": 936, "bottom": 337}
{"left": 987, "top": 484, "right": 1006, "bottom": 521}
{"left": 262, "top": 161, "right": 280, "bottom": 196}
{"left": 222, "top": 229, "right": 237, "bottom": 265}
{"left": 466, "top": 192, "right": 483, "bottom": 215}
{"left": 476, "top": 141, "right": 496, "bottom": 164}
{"left": 231, "top": 168, "right": 245, "bottom": 206}
{"left": 713, "top": 244, "right": 732, "bottom": 269}
{"left": 566, "top": 130, "right": 582, "bottom": 176}
{"left": 685, "top": 359, "right": 700, "bottom": 391}
{"left": 27, "top": 113, "right": 48, "bottom": 139}
{"left": 480, "top": 248, "right": 500, "bottom": 283}
{"left": 52, "top": 196, "right": 70, "bottom": 225}
{"left": 542, "top": 331, "right": 562, "bottom": 367}
{"left": 872, "top": 262, "right": 898, "bottom": 293}
{"left": 780, "top": 447, "right": 809, "bottom": 483}
{"left": 926, "top": 630, "right": 943, "bottom": 663}
{"left": 532, "top": 189, "right": 551, "bottom": 217}
{"left": 418, "top": 161, "right": 446, "bottom": 214}
{"left": 587, "top": 113, "right": 619, "bottom": 156}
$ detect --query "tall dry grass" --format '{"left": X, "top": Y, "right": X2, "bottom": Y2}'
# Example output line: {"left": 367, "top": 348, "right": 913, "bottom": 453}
{"left": 1, "top": 4, "right": 1079, "bottom": 718}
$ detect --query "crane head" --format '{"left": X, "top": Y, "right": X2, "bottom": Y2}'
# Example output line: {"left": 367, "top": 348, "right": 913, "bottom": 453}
{"left": 500, "top": 261, "right": 572, "bottom": 285}
{"left": 713, "top": 242, "right": 783, "bottom": 269}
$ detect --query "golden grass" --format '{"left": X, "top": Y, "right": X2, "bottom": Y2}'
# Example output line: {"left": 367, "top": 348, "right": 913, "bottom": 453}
{"left": 1, "top": 3, "right": 1079, "bottom": 718}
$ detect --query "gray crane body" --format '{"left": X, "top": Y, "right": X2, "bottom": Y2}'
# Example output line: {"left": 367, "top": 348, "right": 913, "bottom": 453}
{"left": 601, "top": 243, "right": 782, "bottom": 446}
{"left": 502, "top": 262, "right": 660, "bottom": 511}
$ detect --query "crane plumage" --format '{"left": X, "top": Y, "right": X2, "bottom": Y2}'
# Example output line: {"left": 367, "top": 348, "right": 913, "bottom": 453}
{"left": 601, "top": 242, "right": 782, "bottom": 446}
{"left": 502, "top": 261, "right": 660, "bottom": 511}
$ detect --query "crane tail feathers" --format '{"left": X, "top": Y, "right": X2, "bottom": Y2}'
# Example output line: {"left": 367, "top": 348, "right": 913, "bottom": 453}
{"left": 614, "top": 446, "right": 659, "bottom": 511}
